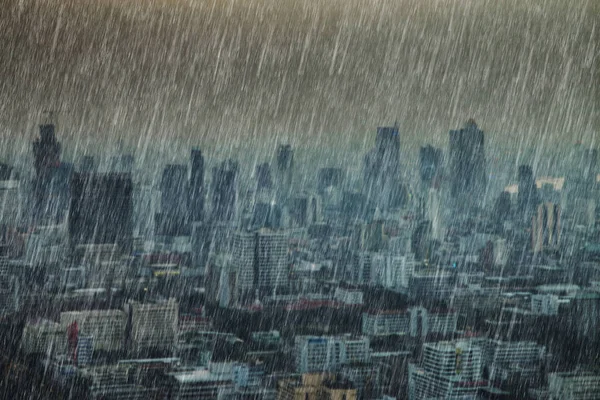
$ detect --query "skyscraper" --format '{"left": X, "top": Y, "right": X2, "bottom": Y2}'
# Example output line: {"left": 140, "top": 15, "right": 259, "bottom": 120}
{"left": 156, "top": 164, "right": 189, "bottom": 236}
{"left": 517, "top": 165, "right": 539, "bottom": 224}
{"left": 211, "top": 159, "right": 238, "bottom": 223}
{"left": 188, "top": 148, "right": 205, "bottom": 222}
{"left": 275, "top": 144, "right": 293, "bottom": 201}
{"left": 363, "top": 125, "right": 403, "bottom": 212}
{"left": 32, "top": 124, "right": 62, "bottom": 223}
{"left": 68, "top": 172, "right": 133, "bottom": 252}
{"left": 532, "top": 202, "right": 561, "bottom": 254}
{"left": 448, "top": 119, "right": 487, "bottom": 208}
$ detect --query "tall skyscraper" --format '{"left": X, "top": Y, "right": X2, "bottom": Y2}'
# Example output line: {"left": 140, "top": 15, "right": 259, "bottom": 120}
{"left": 255, "top": 163, "right": 273, "bottom": 192}
{"left": 517, "top": 165, "right": 539, "bottom": 224}
{"left": 156, "top": 164, "right": 189, "bottom": 236}
{"left": 363, "top": 125, "right": 403, "bottom": 213}
{"left": 532, "top": 202, "right": 561, "bottom": 254}
{"left": 275, "top": 145, "right": 293, "bottom": 201}
{"left": 68, "top": 172, "right": 133, "bottom": 252}
{"left": 448, "top": 119, "right": 487, "bottom": 208}
{"left": 32, "top": 124, "right": 62, "bottom": 223}
{"left": 211, "top": 159, "right": 238, "bottom": 223}
{"left": 188, "top": 148, "right": 205, "bottom": 223}
{"left": 317, "top": 167, "right": 343, "bottom": 194}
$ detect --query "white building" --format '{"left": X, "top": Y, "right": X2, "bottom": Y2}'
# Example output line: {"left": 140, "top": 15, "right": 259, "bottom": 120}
{"left": 409, "top": 340, "right": 484, "bottom": 400}
{"left": 334, "top": 287, "right": 364, "bottom": 306}
{"left": 363, "top": 307, "right": 457, "bottom": 338}
{"left": 294, "top": 335, "right": 371, "bottom": 373}
{"left": 481, "top": 339, "right": 545, "bottom": 382}
{"left": 256, "top": 229, "right": 288, "bottom": 291}
{"left": 128, "top": 298, "right": 178, "bottom": 353}
{"left": 60, "top": 309, "right": 126, "bottom": 352}
{"left": 21, "top": 319, "right": 64, "bottom": 355}
{"left": 362, "top": 310, "right": 410, "bottom": 336}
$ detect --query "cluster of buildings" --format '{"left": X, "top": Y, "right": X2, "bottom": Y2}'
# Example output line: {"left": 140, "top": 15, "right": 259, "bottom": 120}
{"left": 0, "top": 119, "right": 598, "bottom": 399}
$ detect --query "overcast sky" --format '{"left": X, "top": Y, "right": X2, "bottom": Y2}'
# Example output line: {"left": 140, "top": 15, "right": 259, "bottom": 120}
{"left": 0, "top": 0, "right": 596, "bottom": 183}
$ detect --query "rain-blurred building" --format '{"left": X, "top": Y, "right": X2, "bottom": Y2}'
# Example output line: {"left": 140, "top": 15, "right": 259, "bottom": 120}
{"left": 532, "top": 202, "right": 561, "bottom": 254}
{"left": 188, "top": 148, "right": 205, "bottom": 223}
{"left": 32, "top": 124, "right": 62, "bottom": 224}
{"left": 68, "top": 172, "right": 133, "bottom": 253}
{"left": 127, "top": 298, "right": 178, "bottom": 355}
{"left": 419, "top": 145, "right": 443, "bottom": 189}
{"left": 517, "top": 165, "right": 539, "bottom": 224}
{"left": 363, "top": 125, "right": 404, "bottom": 213}
{"left": 275, "top": 144, "right": 294, "bottom": 202}
{"left": 448, "top": 119, "right": 487, "bottom": 210}
{"left": 156, "top": 164, "right": 189, "bottom": 236}
{"left": 211, "top": 159, "right": 239, "bottom": 224}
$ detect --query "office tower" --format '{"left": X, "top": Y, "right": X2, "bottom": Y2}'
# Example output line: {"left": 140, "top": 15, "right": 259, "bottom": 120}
{"left": 532, "top": 202, "right": 561, "bottom": 254}
{"left": 448, "top": 119, "right": 487, "bottom": 208}
{"left": 275, "top": 144, "right": 294, "bottom": 201}
{"left": 189, "top": 148, "right": 205, "bottom": 222}
{"left": 256, "top": 230, "right": 288, "bottom": 291}
{"left": 232, "top": 231, "right": 256, "bottom": 294}
{"left": 128, "top": 298, "right": 178, "bottom": 354}
{"left": 517, "top": 165, "right": 539, "bottom": 223}
{"left": 317, "top": 167, "right": 344, "bottom": 194}
{"left": 419, "top": 145, "right": 443, "bottom": 188}
{"left": 409, "top": 341, "right": 483, "bottom": 400}
{"left": 80, "top": 155, "right": 95, "bottom": 173}
{"left": 294, "top": 336, "right": 371, "bottom": 373}
{"left": 363, "top": 125, "right": 403, "bottom": 212}
{"left": 68, "top": 173, "right": 133, "bottom": 252}
{"left": 60, "top": 310, "right": 126, "bottom": 352}
{"left": 156, "top": 164, "right": 189, "bottom": 236}
{"left": 211, "top": 159, "right": 238, "bottom": 223}
{"left": 492, "top": 191, "right": 512, "bottom": 232}
{"left": 32, "top": 124, "right": 62, "bottom": 223}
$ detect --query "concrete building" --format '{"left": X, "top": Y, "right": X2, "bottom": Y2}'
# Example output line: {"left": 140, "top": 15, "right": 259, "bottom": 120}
{"left": 531, "top": 294, "right": 560, "bottom": 315}
{"left": 60, "top": 309, "right": 126, "bottom": 352}
{"left": 295, "top": 336, "right": 371, "bottom": 373}
{"left": 409, "top": 340, "right": 485, "bottom": 400}
{"left": 128, "top": 298, "right": 178, "bottom": 354}
{"left": 548, "top": 371, "right": 600, "bottom": 400}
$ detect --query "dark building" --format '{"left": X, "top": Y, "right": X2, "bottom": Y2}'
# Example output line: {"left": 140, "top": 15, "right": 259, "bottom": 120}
{"left": 32, "top": 124, "right": 62, "bottom": 223}
{"left": 68, "top": 173, "right": 133, "bottom": 251}
{"left": 109, "top": 154, "right": 134, "bottom": 174}
{"left": 255, "top": 162, "right": 273, "bottom": 191}
{"left": 363, "top": 125, "right": 403, "bottom": 212}
{"left": 317, "top": 167, "right": 344, "bottom": 194}
{"left": 275, "top": 144, "right": 293, "bottom": 200}
{"left": 517, "top": 165, "right": 538, "bottom": 224}
{"left": 188, "top": 148, "right": 205, "bottom": 222}
{"left": 448, "top": 119, "right": 487, "bottom": 206}
{"left": 419, "top": 145, "right": 443, "bottom": 188}
{"left": 211, "top": 159, "right": 238, "bottom": 223}
{"left": 156, "top": 164, "right": 189, "bottom": 236}
{"left": 492, "top": 191, "right": 512, "bottom": 231}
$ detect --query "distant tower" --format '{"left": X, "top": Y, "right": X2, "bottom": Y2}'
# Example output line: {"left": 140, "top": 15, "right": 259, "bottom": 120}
{"left": 189, "top": 148, "right": 205, "bottom": 222}
{"left": 156, "top": 164, "right": 189, "bottom": 236}
{"left": 79, "top": 156, "right": 96, "bottom": 173}
{"left": 255, "top": 163, "right": 273, "bottom": 192}
{"left": 448, "top": 119, "right": 487, "bottom": 208}
{"left": 211, "top": 159, "right": 238, "bottom": 223}
{"left": 363, "top": 124, "right": 403, "bottom": 213}
{"left": 275, "top": 145, "right": 293, "bottom": 202}
{"left": 517, "top": 165, "right": 538, "bottom": 224}
{"left": 32, "top": 124, "right": 62, "bottom": 223}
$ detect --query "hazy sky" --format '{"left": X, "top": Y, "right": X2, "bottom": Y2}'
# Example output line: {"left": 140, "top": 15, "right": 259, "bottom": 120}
{"left": 0, "top": 0, "right": 597, "bottom": 182}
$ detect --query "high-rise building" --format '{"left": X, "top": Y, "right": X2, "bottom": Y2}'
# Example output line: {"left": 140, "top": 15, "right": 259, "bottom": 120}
{"left": 275, "top": 144, "right": 294, "bottom": 202}
{"left": 517, "top": 165, "right": 538, "bottom": 224}
{"left": 363, "top": 125, "right": 403, "bottom": 212}
{"left": 60, "top": 309, "right": 126, "bottom": 352}
{"left": 409, "top": 340, "right": 484, "bottom": 400}
{"left": 532, "top": 202, "right": 561, "bottom": 254}
{"left": 189, "top": 148, "right": 205, "bottom": 222}
{"left": 68, "top": 173, "right": 133, "bottom": 252}
{"left": 255, "top": 162, "right": 273, "bottom": 192}
{"left": 156, "top": 164, "right": 189, "bottom": 236}
{"left": 211, "top": 160, "right": 238, "bottom": 223}
{"left": 448, "top": 119, "right": 487, "bottom": 208}
{"left": 32, "top": 124, "right": 62, "bottom": 223}
{"left": 419, "top": 145, "right": 443, "bottom": 189}
{"left": 256, "top": 229, "right": 288, "bottom": 291}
